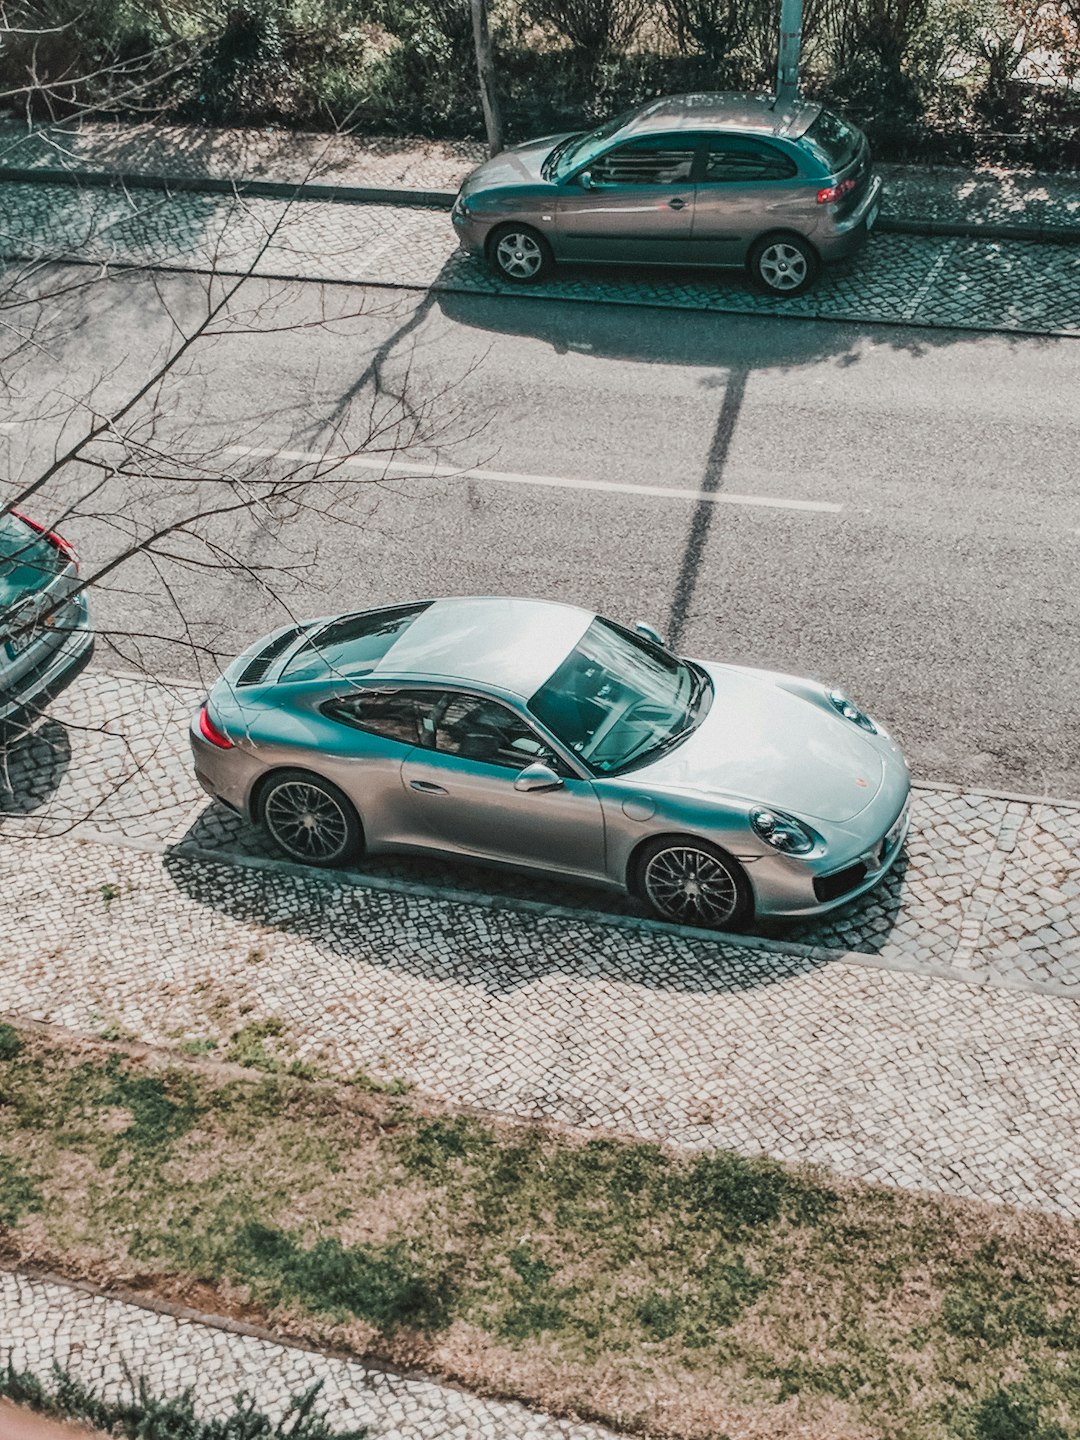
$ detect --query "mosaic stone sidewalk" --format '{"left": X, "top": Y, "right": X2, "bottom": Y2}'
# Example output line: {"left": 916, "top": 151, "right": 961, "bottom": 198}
{"left": 3, "top": 670, "right": 1078, "bottom": 995}
{"left": 0, "top": 1270, "right": 619, "bottom": 1440}
{"left": 3, "top": 827, "right": 1080, "bottom": 1215}
{"left": 2, "top": 177, "right": 1080, "bottom": 336}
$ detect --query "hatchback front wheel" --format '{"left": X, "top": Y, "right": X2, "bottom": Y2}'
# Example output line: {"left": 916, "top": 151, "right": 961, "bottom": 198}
{"left": 488, "top": 224, "right": 553, "bottom": 284}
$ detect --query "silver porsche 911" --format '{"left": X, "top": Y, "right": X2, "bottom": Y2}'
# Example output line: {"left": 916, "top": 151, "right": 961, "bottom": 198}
{"left": 190, "top": 596, "right": 910, "bottom": 931}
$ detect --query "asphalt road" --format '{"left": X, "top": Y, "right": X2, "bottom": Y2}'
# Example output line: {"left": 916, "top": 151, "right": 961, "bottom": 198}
{"left": 3, "top": 269, "right": 1078, "bottom": 797}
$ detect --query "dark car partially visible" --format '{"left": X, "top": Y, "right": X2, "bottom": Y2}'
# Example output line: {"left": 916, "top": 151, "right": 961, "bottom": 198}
{"left": 0, "top": 511, "right": 93, "bottom": 736}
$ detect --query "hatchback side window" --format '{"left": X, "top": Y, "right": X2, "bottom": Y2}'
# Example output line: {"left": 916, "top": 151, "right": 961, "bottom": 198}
{"left": 703, "top": 139, "right": 797, "bottom": 183}
{"left": 324, "top": 688, "right": 436, "bottom": 746}
{"left": 590, "top": 137, "right": 696, "bottom": 186}
{"left": 432, "top": 694, "right": 558, "bottom": 770}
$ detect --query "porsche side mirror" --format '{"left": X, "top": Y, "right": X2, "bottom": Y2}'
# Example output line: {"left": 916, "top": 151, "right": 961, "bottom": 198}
{"left": 635, "top": 621, "right": 668, "bottom": 648}
{"left": 514, "top": 761, "right": 563, "bottom": 793}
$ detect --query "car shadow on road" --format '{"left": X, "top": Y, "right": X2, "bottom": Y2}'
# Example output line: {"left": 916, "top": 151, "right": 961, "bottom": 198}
{"left": 163, "top": 798, "right": 909, "bottom": 998}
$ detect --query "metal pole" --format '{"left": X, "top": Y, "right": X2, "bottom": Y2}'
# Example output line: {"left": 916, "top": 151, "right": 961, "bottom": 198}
{"left": 471, "top": 0, "right": 504, "bottom": 157}
{"left": 775, "top": 0, "right": 803, "bottom": 107}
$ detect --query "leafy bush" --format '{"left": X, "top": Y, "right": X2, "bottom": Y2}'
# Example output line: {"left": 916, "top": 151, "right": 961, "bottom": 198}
{"left": 524, "top": 0, "right": 651, "bottom": 63}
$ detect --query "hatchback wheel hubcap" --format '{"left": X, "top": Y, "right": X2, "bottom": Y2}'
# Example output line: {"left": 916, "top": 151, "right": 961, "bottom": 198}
{"left": 644, "top": 846, "right": 740, "bottom": 927}
{"left": 759, "top": 243, "right": 808, "bottom": 292}
{"left": 496, "top": 232, "right": 543, "bottom": 279}
{"left": 265, "top": 781, "right": 349, "bottom": 862}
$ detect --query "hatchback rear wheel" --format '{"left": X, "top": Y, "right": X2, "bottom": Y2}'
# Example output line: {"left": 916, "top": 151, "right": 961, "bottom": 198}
{"left": 636, "top": 837, "right": 751, "bottom": 931}
{"left": 259, "top": 769, "right": 362, "bottom": 868}
{"left": 488, "top": 224, "right": 553, "bottom": 284}
{"left": 749, "top": 233, "right": 818, "bottom": 297}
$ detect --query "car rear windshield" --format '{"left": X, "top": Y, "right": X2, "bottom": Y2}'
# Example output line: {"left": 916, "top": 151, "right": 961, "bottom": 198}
{"left": 0, "top": 513, "right": 64, "bottom": 609}
{"left": 802, "top": 109, "right": 862, "bottom": 173}
{"left": 280, "top": 602, "right": 431, "bottom": 683}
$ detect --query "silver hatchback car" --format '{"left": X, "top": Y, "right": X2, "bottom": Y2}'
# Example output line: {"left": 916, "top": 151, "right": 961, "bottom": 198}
{"left": 191, "top": 597, "right": 910, "bottom": 931}
{"left": 452, "top": 91, "right": 883, "bottom": 296}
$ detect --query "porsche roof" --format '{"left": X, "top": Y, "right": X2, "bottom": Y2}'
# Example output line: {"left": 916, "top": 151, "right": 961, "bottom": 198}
{"left": 377, "top": 595, "right": 595, "bottom": 697}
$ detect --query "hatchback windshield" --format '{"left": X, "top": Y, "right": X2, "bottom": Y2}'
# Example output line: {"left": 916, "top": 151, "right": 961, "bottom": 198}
{"left": 549, "top": 105, "right": 645, "bottom": 179}
{"left": 528, "top": 618, "right": 711, "bottom": 774}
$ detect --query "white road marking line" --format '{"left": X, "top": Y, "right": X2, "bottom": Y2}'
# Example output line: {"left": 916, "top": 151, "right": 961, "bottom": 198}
{"left": 224, "top": 445, "right": 842, "bottom": 514}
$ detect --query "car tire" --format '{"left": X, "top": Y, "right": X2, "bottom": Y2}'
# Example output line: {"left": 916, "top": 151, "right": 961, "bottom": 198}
{"left": 488, "top": 224, "right": 554, "bottom": 284}
{"left": 258, "top": 768, "right": 363, "bottom": 868}
{"left": 634, "top": 836, "right": 752, "bottom": 932}
{"left": 748, "top": 232, "right": 819, "bottom": 298}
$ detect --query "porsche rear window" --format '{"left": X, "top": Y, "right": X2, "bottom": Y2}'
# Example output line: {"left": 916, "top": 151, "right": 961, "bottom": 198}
{"left": 0, "top": 513, "right": 63, "bottom": 608}
{"left": 281, "top": 602, "right": 431, "bottom": 682}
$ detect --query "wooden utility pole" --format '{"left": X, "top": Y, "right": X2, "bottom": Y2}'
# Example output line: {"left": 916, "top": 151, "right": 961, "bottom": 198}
{"left": 775, "top": 0, "right": 803, "bottom": 106}
{"left": 471, "top": 0, "right": 504, "bottom": 156}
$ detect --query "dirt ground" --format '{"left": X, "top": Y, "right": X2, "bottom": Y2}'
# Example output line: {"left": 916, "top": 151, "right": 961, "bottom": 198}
{"left": 0, "top": 1400, "right": 107, "bottom": 1440}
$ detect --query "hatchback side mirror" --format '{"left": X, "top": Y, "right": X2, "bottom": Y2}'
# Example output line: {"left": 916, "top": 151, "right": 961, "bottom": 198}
{"left": 514, "top": 761, "right": 563, "bottom": 793}
{"left": 577, "top": 170, "right": 595, "bottom": 189}
{"left": 635, "top": 621, "right": 668, "bottom": 648}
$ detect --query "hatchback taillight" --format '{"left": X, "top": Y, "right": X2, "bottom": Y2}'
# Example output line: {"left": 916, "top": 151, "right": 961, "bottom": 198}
{"left": 11, "top": 509, "right": 78, "bottom": 568}
{"left": 817, "top": 177, "right": 857, "bottom": 205}
{"left": 198, "top": 704, "right": 234, "bottom": 749}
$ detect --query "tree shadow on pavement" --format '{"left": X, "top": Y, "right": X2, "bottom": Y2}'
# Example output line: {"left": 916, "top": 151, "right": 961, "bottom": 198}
{"left": 0, "top": 719, "right": 71, "bottom": 816}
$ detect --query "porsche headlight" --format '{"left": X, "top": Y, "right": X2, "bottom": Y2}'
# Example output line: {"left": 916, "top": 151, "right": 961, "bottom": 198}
{"left": 827, "top": 688, "right": 879, "bottom": 734}
{"left": 750, "top": 808, "right": 815, "bottom": 855}
{"left": 451, "top": 192, "right": 472, "bottom": 221}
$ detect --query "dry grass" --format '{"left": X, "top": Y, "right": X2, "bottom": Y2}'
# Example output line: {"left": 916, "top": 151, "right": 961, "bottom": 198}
{"left": 1, "top": 1021, "right": 1079, "bottom": 1440}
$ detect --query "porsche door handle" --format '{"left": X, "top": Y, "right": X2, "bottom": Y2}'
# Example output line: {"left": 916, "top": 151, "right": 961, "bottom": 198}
{"left": 410, "top": 779, "right": 448, "bottom": 794}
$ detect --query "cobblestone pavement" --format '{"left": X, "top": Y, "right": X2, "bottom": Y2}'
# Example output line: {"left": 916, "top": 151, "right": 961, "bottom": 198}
{"left": 4, "top": 671, "right": 1078, "bottom": 993}
{"left": 3, "top": 116, "right": 1080, "bottom": 235}
{"left": 4, "top": 672, "right": 1080, "bottom": 1215}
{"left": 5, "top": 820, "right": 1080, "bottom": 1214}
{"left": 3, "top": 180, "right": 1080, "bottom": 336}
{"left": 0, "top": 1271, "right": 619, "bottom": 1440}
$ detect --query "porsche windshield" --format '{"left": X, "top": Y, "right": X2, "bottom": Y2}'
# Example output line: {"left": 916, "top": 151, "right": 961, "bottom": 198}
{"left": 528, "top": 618, "right": 711, "bottom": 774}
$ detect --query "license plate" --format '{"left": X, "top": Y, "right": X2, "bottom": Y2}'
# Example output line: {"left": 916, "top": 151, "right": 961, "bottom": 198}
{"left": 7, "top": 625, "right": 41, "bottom": 658}
{"left": 866, "top": 203, "right": 879, "bottom": 233}
{"left": 885, "top": 802, "right": 910, "bottom": 853}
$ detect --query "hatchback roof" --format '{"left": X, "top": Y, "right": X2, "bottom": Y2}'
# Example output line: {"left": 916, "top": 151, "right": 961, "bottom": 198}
{"left": 375, "top": 595, "right": 595, "bottom": 697}
{"left": 623, "top": 91, "right": 820, "bottom": 140}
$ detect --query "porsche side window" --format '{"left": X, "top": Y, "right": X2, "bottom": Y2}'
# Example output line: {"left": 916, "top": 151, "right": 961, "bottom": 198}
{"left": 432, "top": 695, "right": 556, "bottom": 770}
{"left": 324, "top": 689, "right": 437, "bottom": 746}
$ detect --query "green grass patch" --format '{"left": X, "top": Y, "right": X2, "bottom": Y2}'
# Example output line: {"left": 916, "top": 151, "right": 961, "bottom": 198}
{"left": 0, "top": 1154, "right": 42, "bottom": 1226}
{"left": 2, "top": 1024, "right": 1080, "bottom": 1440}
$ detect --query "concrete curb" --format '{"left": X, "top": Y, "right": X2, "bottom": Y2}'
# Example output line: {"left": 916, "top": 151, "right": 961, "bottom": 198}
{"left": 880, "top": 214, "right": 1080, "bottom": 245}
{"left": 0, "top": 164, "right": 457, "bottom": 210}
{"left": 4, "top": 162, "right": 1080, "bottom": 245}
{"left": 5, "top": 248, "right": 1080, "bottom": 344}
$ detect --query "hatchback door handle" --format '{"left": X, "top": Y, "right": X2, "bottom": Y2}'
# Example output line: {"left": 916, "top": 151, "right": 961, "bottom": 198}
{"left": 410, "top": 779, "right": 448, "bottom": 794}
{"left": 668, "top": 197, "right": 687, "bottom": 210}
